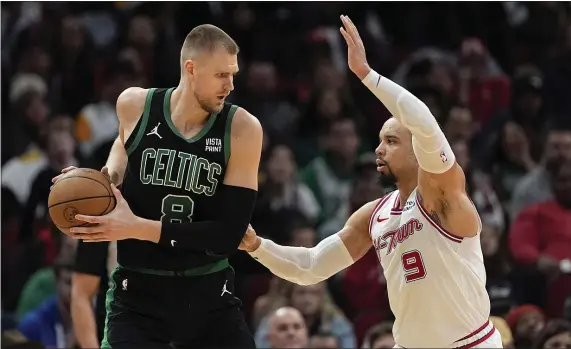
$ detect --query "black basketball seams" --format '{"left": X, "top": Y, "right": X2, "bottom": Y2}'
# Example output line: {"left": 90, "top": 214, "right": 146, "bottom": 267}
{"left": 52, "top": 174, "right": 113, "bottom": 197}
{"left": 48, "top": 195, "right": 114, "bottom": 209}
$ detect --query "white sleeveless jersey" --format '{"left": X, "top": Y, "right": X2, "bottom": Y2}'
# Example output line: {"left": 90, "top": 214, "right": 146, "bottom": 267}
{"left": 369, "top": 189, "right": 498, "bottom": 348}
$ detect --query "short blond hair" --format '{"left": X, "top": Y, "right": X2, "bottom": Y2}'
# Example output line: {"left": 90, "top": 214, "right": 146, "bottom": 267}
{"left": 181, "top": 24, "right": 239, "bottom": 60}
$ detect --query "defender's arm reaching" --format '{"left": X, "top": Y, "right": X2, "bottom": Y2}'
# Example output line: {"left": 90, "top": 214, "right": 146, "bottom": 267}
{"left": 240, "top": 200, "right": 377, "bottom": 285}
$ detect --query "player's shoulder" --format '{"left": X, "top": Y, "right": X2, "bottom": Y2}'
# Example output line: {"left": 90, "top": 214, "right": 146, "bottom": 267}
{"left": 116, "top": 87, "right": 152, "bottom": 125}
{"left": 229, "top": 105, "right": 262, "bottom": 138}
{"left": 349, "top": 192, "right": 396, "bottom": 227}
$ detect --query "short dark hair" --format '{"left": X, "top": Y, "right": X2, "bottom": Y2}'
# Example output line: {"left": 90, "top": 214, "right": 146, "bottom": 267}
{"left": 182, "top": 24, "right": 239, "bottom": 59}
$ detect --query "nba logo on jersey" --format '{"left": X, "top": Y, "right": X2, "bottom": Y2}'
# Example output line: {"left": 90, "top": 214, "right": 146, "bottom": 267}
{"left": 440, "top": 150, "right": 448, "bottom": 163}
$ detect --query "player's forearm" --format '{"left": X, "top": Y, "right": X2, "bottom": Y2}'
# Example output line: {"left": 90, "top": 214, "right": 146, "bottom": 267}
{"left": 248, "top": 234, "right": 354, "bottom": 286}
{"left": 105, "top": 136, "right": 127, "bottom": 185}
{"left": 71, "top": 296, "right": 99, "bottom": 348}
{"left": 362, "top": 70, "right": 455, "bottom": 174}
{"left": 137, "top": 185, "right": 256, "bottom": 255}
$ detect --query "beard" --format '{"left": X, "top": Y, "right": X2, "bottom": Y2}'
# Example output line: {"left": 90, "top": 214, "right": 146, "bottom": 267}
{"left": 377, "top": 170, "right": 398, "bottom": 191}
{"left": 195, "top": 92, "right": 224, "bottom": 114}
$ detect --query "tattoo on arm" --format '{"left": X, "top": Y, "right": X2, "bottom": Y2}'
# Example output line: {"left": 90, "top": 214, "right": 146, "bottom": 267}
{"left": 418, "top": 192, "right": 449, "bottom": 226}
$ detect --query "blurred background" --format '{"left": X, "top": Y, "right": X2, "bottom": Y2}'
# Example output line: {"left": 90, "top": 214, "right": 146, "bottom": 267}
{"left": 2, "top": 2, "right": 571, "bottom": 349}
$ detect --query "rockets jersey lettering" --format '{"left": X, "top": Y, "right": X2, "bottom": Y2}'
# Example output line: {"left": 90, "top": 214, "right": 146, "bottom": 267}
{"left": 369, "top": 189, "right": 491, "bottom": 348}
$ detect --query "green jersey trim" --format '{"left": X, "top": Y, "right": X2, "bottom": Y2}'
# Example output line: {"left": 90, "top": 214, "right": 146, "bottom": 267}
{"left": 126, "top": 88, "right": 156, "bottom": 156}
{"left": 163, "top": 87, "right": 218, "bottom": 143}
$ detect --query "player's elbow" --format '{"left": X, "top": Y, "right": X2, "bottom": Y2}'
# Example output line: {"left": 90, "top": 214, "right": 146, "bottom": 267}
{"left": 396, "top": 93, "right": 436, "bottom": 136}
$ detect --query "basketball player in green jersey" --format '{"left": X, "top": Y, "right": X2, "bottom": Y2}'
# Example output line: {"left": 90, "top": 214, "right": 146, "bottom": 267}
{"left": 52, "top": 25, "right": 262, "bottom": 348}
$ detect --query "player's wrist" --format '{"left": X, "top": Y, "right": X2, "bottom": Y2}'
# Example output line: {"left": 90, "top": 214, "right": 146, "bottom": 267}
{"left": 247, "top": 236, "right": 262, "bottom": 253}
{"left": 134, "top": 217, "right": 161, "bottom": 243}
{"left": 356, "top": 64, "right": 372, "bottom": 81}
{"left": 247, "top": 237, "right": 265, "bottom": 255}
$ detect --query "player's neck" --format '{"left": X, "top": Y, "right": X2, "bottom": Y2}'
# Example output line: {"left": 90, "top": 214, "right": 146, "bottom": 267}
{"left": 170, "top": 82, "right": 210, "bottom": 126}
{"left": 396, "top": 176, "right": 417, "bottom": 207}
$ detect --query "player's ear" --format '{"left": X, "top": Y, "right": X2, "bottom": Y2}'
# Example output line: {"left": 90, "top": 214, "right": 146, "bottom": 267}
{"left": 184, "top": 60, "right": 194, "bottom": 76}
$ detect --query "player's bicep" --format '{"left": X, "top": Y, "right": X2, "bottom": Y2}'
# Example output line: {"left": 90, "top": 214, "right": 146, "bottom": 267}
{"left": 223, "top": 108, "right": 263, "bottom": 191}
{"left": 337, "top": 200, "right": 377, "bottom": 261}
{"left": 116, "top": 87, "right": 147, "bottom": 143}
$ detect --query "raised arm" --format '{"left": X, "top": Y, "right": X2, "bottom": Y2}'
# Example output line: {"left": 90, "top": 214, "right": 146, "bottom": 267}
{"left": 340, "top": 15, "right": 478, "bottom": 238}
{"left": 239, "top": 200, "right": 377, "bottom": 286}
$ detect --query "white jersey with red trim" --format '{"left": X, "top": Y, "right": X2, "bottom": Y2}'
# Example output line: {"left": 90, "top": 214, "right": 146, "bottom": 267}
{"left": 369, "top": 189, "right": 500, "bottom": 348}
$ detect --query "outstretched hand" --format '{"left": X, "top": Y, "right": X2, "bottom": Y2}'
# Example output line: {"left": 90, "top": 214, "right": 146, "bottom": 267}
{"left": 70, "top": 184, "right": 140, "bottom": 242}
{"left": 239, "top": 224, "right": 261, "bottom": 253}
{"left": 339, "top": 14, "right": 370, "bottom": 80}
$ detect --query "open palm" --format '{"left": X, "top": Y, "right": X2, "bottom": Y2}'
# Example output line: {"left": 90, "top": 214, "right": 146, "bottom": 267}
{"left": 339, "top": 15, "right": 370, "bottom": 80}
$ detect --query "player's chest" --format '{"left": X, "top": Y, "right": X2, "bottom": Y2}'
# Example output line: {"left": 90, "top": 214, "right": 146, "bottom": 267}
{"left": 371, "top": 199, "right": 427, "bottom": 261}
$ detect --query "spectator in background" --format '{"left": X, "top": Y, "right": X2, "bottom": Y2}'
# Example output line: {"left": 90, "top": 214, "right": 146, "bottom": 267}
{"left": 506, "top": 305, "right": 546, "bottom": 349}
{"left": 511, "top": 123, "right": 571, "bottom": 221}
{"left": 2, "top": 89, "right": 49, "bottom": 205}
{"left": 309, "top": 331, "right": 339, "bottom": 349}
{"left": 490, "top": 121, "right": 538, "bottom": 204}
{"left": 457, "top": 37, "right": 511, "bottom": 125}
{"left": 265, "top": 307, "right": 308, "bottom": 349}
{"left": 15, "top": 237, "right": 77, "bottom": 324}
{"left": 532, "top": 319, "right": 571, "bottom": 349}
{"left": 54, "top": 16, "right": 95, "bottom": 116}
{"left": 18, "top": 260, "right": 76, "bottom": 349}
{"left": 490, "top": 316, "right": 515, "bottom": 349}
{"left": 74, "top": 59, "right": 138, "bottom": 159}
{"left": 234, "top": 61, "right": 300, "bottom": 141}
{"left": 318, "top": 153, "right": 383, "bottom": 241}
{"left": 510, "top": 159, "right": 571, "bottom": 317}
{"left": 452, "top": 139, "right": 505, "bottom": 230}
{"left": 477, "top": 68, "right": 547, "bottom": 162}
{"left": 443, "top": 104, "right": 476, "bottom": 144}
{"left": 20, "top": 116, "right": 77, "bottom": 243}
{"left": 480, "top": 218, "right": 517, "bottom": 316}
{"left": 296, "top": 87, "right": 356, "bottom": 165}
{"left": 256, "top": 283, "right": 356, "bottom": 349}
{"left": 289, "top": 219, "right": 318, "bottom": 248}
{"left": 361, "top": 322, "right": 395, "bottom": 349}
{"left": 256, "top": 143, "right": 321, "bottom": 224}
{"left": 3, "top": 74, "right": 47, "bottom": 164}
{"left": 301, "top": 118, "right": 360, "bottom": 227}
{"left": 252, "top": 277, "right": 294, "bottom": 329}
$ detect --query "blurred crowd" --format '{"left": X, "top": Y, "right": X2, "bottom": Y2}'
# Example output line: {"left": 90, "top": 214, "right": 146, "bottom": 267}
{"left": 2, "top": 2, "right": 571, "bottom": 349}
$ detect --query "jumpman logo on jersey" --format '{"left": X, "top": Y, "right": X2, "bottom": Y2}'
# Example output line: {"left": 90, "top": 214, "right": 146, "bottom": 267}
{"left": 221, "top": 280, "right": 232, "bottom": 296}
{"left": 147, "top": 122, "right": 162, "bottom": 139}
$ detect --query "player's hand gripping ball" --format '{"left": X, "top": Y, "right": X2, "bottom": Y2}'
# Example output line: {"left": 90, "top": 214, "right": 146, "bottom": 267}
{"left": 48, "top": 168, "right": 116, "bottom": 234}
{"left": 70, "top": 183, "right": 140, "bottom": 242}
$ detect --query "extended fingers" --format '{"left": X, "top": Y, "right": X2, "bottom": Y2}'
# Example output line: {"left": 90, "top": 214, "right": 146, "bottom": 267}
{"left": 75, "top": 214, "right": 107, "bottom": 224}
{"left": 51, "top": 166, "right": 77, "bottom": 183}
{"left": 344, "top": 16, "right": 363, "bottom": 45}
{"left": 340, "top": 27, "right": 355, "bottom": 46}
{"left": 76, "top": 233, "right": 109, "bottom": 242}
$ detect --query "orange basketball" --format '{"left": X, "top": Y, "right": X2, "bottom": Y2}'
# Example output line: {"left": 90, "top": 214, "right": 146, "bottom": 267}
{"left": 48, "top": 168, "right": 116, "bottom": 234}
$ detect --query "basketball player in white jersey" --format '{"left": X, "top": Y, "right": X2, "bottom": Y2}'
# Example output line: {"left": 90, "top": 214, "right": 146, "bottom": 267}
{"left": 239, "top": 15, "right": 502, "bottom": 348}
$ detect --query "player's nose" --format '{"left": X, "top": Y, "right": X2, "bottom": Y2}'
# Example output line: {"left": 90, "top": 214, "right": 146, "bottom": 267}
{"left": 375, "top": 142, "right": 385, "bottom": 156}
